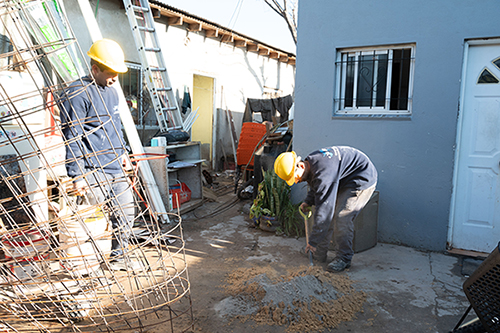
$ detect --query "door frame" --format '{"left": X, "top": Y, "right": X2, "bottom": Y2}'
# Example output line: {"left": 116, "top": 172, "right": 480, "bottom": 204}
{"left": 192, "top": 73, "right": 216, "bottom": 168}
{"left": 448, "top": 38, "right": 500, "bottom": 250}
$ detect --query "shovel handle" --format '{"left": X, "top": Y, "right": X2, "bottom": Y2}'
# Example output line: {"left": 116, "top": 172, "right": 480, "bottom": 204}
{"left": 300, "top": 206, "right": 312, "bottom": 249}
{"left": 299, "top": 206, "right": 312, "bottom": 219}
{"left": 300, "top": 207, "right": 314, "bottom": 266}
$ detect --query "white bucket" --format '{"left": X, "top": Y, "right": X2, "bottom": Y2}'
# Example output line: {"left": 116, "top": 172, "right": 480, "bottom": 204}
{"left": 58, "top": 205, "right": 111, "bottom": 275}
{"left": 2, "top": 229, "right": 50, "bottom": 280}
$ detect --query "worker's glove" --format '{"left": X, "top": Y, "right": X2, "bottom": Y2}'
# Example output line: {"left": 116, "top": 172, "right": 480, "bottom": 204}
{"left": 300, "top": 202, "right": 311, "bottom": 212}
{"left": 305, "top": 244, "right": 316, "bottom": 254}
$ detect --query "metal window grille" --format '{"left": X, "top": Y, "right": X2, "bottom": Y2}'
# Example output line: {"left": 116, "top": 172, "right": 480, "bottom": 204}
{"left": 335, "top": 46, "right": 414, "bottom": 115}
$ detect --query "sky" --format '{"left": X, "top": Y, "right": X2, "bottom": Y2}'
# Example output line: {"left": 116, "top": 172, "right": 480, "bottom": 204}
{"left": 161, "top": 0, "right": 296, "bottom": 53}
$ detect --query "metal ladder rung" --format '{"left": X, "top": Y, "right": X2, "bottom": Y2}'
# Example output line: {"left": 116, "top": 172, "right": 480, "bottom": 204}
{"left": 156, "top": 87, "right": 172, "bottom": 92}
{"left": 131, "top": 4, "right": 149, "bottom": 12}
{"left": 163, "top": 106, "right": 178, "bottom": 111}
{"left": 148, "top": 66, "right": 166, "bottom": 72}
{"left": 138, "top": 26, "right": 155, "bottom": 32}
{"left": 144, "top": 47, "right": 161, "bottom": 52}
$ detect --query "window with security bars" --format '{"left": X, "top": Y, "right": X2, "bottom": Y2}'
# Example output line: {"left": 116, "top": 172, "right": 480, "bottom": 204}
{"left": 118, "top": 63, "right": 158, "bottom": 128}
{"left": 334, "top": 45, "right": 415, "bottom": 116}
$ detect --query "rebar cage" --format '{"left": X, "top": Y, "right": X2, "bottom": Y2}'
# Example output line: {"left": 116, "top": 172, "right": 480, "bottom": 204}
{"left": 0, "top": 0, "right": 193, "bottom": 331}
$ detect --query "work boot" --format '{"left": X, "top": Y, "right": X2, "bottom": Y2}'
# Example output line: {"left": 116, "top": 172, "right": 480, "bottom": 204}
{"left": 300, "top": 246, "right": 327, "bottom": 263}
{"left": 326, "top": 257, "right": 351, "bottom": 272}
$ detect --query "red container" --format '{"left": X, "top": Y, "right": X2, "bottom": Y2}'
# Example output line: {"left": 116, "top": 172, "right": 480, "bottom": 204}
{"left": 237, "top": 122, "right": 266, "bottom": 166}
{"left": 169, "top": 182, "right": 192, "bottom": 209}
{"left": 240, "top": 122, "right": 266, "bottom": 131}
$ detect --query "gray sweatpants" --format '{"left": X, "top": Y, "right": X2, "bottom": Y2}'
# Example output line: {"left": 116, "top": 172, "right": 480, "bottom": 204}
{"left": 84, "top": 171, "right": 135, "bottom": 258}
{"left": 316, "top": 184, "right": 376, "bottom": 262}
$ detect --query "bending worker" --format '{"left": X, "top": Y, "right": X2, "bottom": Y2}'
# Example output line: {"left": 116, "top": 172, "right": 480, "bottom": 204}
{"left": 274, "top": 146, "right": 377, "bottom": 272}
{"left": 60, "top": 39, "right": 140, "bottom": 271}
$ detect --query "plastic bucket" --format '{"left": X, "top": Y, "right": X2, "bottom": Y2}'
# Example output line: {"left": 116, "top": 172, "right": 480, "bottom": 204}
{"left": 2, "top": 229, "right": 50, "bottom": 280}
{"left": 58, "top": 205, "right": 111, "bottom": 275}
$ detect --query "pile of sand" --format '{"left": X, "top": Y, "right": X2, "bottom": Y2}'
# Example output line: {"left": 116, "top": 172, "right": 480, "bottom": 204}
{"left": 217, "top": 265, "right": 366, "bottom": 332}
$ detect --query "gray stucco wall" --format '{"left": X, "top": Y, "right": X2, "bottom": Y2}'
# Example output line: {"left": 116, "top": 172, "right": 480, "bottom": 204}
{"left": 293, "top": 0, "right": 500, "bottom": 251}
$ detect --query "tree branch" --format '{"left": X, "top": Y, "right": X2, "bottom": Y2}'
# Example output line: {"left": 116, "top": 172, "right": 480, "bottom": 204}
{"left": 264, "top": 0, "right": 297, "bottom": 45}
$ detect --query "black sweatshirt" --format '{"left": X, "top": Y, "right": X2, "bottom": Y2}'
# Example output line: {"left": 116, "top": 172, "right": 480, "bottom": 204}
{"left": 302, "top": 146, "right": 377, "bottom": 247}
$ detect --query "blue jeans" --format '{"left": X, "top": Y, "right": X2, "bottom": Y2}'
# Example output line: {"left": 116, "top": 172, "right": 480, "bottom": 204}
{"left": 84, "top": 171, "right": 135, "bottom": 258}
{"left": 316, "top": 184, "right": 376, "bottom": 262}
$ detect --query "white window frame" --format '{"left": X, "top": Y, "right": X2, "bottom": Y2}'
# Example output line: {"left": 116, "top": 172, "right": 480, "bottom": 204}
{"left": 334, "top": 44, "right": 415, "bottom": 116}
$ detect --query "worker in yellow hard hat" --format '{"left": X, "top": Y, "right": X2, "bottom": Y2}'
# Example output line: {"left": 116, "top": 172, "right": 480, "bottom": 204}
{"left": 274, "top": 151, "right": 301, "bottom": 186}
{"left": 87, "top": 39, "right": 128, "bottom": 87}
{"left": 274, "top": 146, "right": 377, "bottom": 272}
{"left": 60, "top": 39, "right": 141, "bottom": 272}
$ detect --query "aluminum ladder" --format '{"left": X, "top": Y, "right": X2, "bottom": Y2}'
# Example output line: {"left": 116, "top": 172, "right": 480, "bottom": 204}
{"left": 123, "top": 0, "right": 183, "bottom": 132}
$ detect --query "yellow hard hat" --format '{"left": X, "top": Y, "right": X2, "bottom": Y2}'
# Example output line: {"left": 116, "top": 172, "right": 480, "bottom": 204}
{"left": 87, "top": 39, "right": 128, "bottom": 73}
{"left": 274, "top": 151, "right": 297, "bottom": 186}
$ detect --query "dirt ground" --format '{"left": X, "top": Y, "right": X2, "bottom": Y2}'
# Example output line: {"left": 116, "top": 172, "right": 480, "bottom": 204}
{"left": 178, "top": 176, "right": 364, "bottom": 333}
{"left": 174, "top": 176, "right": 373, "bottom": 332}
{"left": 171, "top": 174, "right": 473, "bottom": 333}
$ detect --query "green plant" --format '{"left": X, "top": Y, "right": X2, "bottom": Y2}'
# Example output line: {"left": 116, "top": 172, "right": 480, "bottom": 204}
{"left": 249, "top": 182, "right": 265, "bottom": 221}
{"left": 249, "top": 169, "right": 303, "bottom": 236}
{"left": 279, "top": 202, "right": 303, "bottom": 237}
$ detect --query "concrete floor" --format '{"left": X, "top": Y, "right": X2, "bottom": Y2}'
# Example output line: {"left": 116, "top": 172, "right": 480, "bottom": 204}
{"left": 181, "top": 190, "right": 482, "bottom": 333}
{"left": 339, "top": 243, "right": 476, "bottom": 333}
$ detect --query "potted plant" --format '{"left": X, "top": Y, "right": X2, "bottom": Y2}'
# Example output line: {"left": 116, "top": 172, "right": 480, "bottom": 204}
{"left": 249, "top": 169, "right": 302, "bottom": 235}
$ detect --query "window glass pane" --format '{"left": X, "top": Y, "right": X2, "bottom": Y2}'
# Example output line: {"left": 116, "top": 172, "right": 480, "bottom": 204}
{"left": 121, "top": 68, "right": 140, "bottom": 96}
{"left": 345, "top": 55, "right": 354, "bottom": 107}
{"left": 390, "top": 48, "right": 411, "bottom": 110}
{"left": 118, "top": 66, "right": 142, "bottom": 125}
{"left": 477, "top": 67, "right": 499, "bottom": 84}
{"left": 357, "top": 53, "right": 387, "bottom": 107}
{"left": 357, "top": 54, "right": 373, "bottom": 107}
{"left": 0, "top": 34, "right": 13, "bottom": 68}
{"left": 375, "top": 53, "right": 388, "bottom": 107}
{"left": 492, "top": 57, "right": 500, "bottom": 71}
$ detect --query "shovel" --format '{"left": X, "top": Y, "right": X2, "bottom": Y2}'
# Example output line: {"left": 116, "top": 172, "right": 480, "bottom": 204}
{"left": 299, "top": 207, "right": 313, "bottom": 266}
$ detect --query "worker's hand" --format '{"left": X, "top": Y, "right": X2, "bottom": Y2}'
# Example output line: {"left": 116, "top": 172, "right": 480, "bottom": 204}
{"left": 305, "top": 244, "right": 316, "bottom": 254}
{"left": 72, "top": 180, "right": 88, "bottom": 196}
{"left": 300, "top": 202, "right": 311, "bottom": 213}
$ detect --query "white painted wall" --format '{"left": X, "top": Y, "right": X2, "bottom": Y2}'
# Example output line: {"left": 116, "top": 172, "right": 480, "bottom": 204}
{"left": 62, "top": 0, "right": 295, "bottom": 167}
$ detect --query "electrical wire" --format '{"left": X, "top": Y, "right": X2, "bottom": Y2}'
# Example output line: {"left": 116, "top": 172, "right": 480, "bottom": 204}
{"left": 227, "top": 0, "right": 245, "bottom": 30}
{"left": 191, "top": 196, "right": 240, "bottom": 220}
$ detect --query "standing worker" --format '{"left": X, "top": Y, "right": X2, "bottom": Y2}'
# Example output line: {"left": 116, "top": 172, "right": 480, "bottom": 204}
{"left": 60, "top": 39, "right": 140, "bottom": 271}
{"left": 274, "top": 146, "right": 377, "bottom": 272}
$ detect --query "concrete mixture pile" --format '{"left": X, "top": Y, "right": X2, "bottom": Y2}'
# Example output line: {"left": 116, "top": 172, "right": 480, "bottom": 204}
{"left": 217, "top": 265, "right": 366, "bottom": 332}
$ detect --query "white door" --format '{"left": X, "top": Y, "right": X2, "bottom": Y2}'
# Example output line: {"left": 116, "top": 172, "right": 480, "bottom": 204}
{"left": 451, "top": 41, "right": 500, "bottom": 253}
